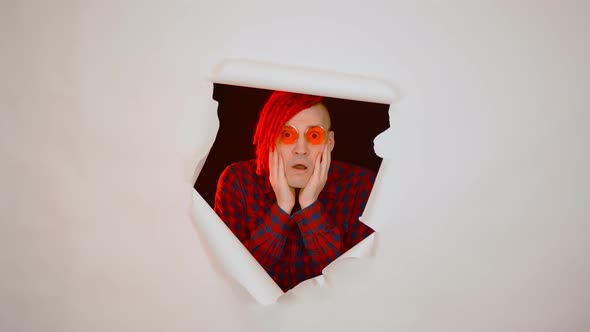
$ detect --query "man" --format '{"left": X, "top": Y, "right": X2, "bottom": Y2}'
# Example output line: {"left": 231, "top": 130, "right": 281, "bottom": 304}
{"left": 214, "top": 91, "right": 375, "bottom": 292}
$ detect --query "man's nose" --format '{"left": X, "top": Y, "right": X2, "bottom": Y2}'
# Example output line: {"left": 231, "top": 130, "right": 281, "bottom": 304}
{"left": 293, "top": 136, "right": 309, "bottom": 155}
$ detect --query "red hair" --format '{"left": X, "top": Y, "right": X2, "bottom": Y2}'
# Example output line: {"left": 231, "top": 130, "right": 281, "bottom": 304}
{"left": 253, "top": 91, "right": 323, "bottom": 175}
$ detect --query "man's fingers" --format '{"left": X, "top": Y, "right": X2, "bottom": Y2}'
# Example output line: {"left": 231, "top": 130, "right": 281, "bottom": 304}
{"left": 310, "top": 149, "right": 322, "bottom": 184}
{"left": 277, "top": 151, "right": 283, "bottom": 178}
{"left": 269, "top": 147, "right": 278, "bottom": 184}
{"left": 322, "top": 143, "right": 331, "bottom": 179}
{"left": 278, "top": 152, "right": 288, "bottom": 184}
{"left": 316, "top": 143, "right": 327, "bottom": 180}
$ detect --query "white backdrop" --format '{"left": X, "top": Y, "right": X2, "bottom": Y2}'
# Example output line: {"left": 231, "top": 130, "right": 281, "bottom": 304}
{"left": 1, "top": 1, "right": 589, "bottom": 331}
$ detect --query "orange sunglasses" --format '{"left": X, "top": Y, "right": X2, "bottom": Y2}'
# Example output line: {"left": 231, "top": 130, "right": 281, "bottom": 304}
{"left": 278, "top": 125, "right": 327, "bottom": 145}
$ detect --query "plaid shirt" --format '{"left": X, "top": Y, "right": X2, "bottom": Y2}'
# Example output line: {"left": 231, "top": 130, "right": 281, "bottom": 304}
{"left": 214, "top": 159, "right": 375, "bottom": 292}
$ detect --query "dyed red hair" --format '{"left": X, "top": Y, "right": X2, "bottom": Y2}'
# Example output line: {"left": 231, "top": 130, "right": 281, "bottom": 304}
{"left": 253, "top": 91, "right": 323, "bottom": 175}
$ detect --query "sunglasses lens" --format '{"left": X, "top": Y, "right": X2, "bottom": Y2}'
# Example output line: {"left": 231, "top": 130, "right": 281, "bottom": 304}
{"left": 306, "top": 126, "right": 326, "bottom": 145}
{"left": 279, "top": 126, "right": 298, "bottom": 144}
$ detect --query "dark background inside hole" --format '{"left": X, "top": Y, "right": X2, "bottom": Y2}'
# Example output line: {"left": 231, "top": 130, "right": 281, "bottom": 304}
{"left": 194, "top": 84, "right": 390, "bottom": 208}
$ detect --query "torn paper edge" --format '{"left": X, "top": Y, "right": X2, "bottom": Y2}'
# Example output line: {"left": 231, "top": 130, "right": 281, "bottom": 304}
{"left": 190, "top": 59, "right": 397, "bottom": 305}
{"left": 211, "top": 58, "right": 398, "bottom": 104}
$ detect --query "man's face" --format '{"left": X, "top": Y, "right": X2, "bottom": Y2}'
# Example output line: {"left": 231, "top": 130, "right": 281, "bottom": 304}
{"left": 276, "top": 104, "right": 335, "bottom": 189}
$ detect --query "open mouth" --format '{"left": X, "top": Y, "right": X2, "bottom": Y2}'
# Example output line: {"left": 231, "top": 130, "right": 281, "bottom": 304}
{"left": 292, "top": 164, "right": 308, "bottom": 171}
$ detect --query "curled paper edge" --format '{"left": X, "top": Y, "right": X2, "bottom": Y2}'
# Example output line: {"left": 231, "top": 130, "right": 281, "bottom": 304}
{"left": 190, "top": 189, "right": 285, "bottom": 305}
{"left": 211, "top": 58, "right": 398, "bottom": 105}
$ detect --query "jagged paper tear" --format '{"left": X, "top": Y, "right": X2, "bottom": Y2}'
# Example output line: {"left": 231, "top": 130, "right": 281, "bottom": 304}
{"left": 190, "top": 59, "right": 397, "bottom": 305}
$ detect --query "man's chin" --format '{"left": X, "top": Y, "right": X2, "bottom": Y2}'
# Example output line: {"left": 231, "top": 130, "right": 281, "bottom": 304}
{"left": 287, "top": 177, "right": 309, "bottom": 189}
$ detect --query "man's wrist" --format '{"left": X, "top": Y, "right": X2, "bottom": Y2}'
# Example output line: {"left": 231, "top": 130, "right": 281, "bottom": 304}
{"left": 299, "top": 197, "right": 317, "bottom": 210}
{"left": 277, "top": 200, "right": 294, "bottom": 215}
{"left": 292, "top": 200, "right": 323, "bottom": 226}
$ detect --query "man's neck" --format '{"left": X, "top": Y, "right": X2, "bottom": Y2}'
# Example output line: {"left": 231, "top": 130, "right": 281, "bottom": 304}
{"left": 291, "top": 188, "right": 302, "bottom": 215}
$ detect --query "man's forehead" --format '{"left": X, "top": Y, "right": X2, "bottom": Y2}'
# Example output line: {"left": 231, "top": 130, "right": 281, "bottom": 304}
{"left": 284, "top": 103, "right": 331, "bottom": 128}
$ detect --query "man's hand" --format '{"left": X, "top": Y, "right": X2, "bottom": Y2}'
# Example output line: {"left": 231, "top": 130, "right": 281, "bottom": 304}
{"left": 269, "top": 147, "right": 295, "bottom": 215}
{"left": 299, "top": 143, "right": 331, "bottom": 209}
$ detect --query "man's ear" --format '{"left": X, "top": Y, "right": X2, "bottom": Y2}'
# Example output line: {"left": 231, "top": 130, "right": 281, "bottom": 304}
{"left": 328, "top": 131, "right": 335, "bottom": 152}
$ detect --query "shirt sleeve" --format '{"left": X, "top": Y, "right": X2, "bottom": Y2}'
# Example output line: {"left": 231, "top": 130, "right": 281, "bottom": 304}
{"left": 214, "top": 165, "right": 293, "bottom": 270}
{"left": 292, "top": 201, "right": 343, "bottom": 272}
{"left": 342, "top": 169, "right": 375, "bottom": 251}
{"left": 290, "top": 166, "right": 376, "bottom": 269}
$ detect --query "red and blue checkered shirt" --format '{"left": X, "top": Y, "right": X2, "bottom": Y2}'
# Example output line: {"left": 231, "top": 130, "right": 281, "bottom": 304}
{"left": 214, "top": 159, "right": 375, "bottom": 292}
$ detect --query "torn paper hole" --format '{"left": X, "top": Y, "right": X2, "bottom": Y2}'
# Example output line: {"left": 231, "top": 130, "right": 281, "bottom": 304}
{"left": 190, "top": 59, "right": 397, "bottom": 305}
